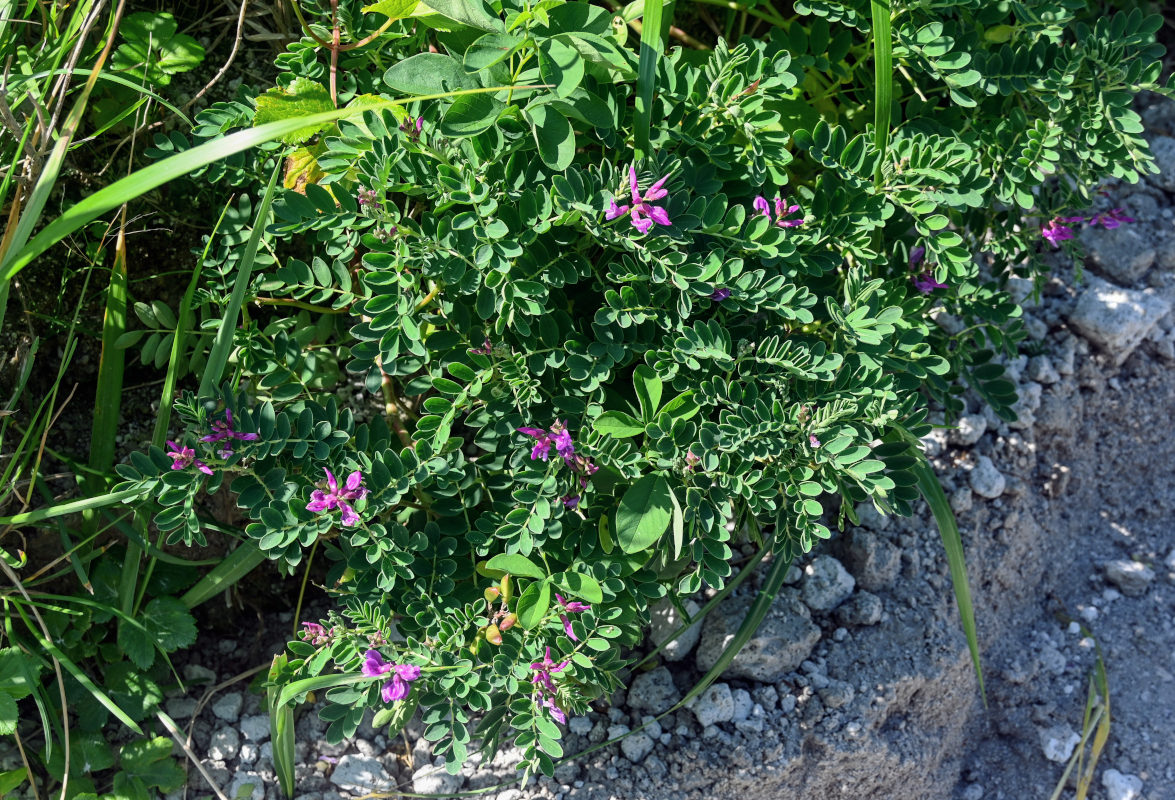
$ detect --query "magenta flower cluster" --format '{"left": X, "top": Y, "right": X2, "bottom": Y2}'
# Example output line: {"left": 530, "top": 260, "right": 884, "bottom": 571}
{"left": 400, "top": 116, "right": 423, "bottom": 142}
{"left": 529, "top": 646, "right": 569, "bottom": 724}
{"left": 1041, "top": 207, "right": 1135, "bottom": 248}
{"left": 753, "top": 194, "right": 805, "bottom": 228}
{"left": 908, "top": 245, "right": 948, "bottom": 294}
{"left": 517, "top": 421, "right": 599, "bottom": 508}
{"left": 166, "top": 441, "right": 212, "bottom": 476}
{"left": 306, "top": 468, "right": 368, "bottom": 527}
{"left": 605, "top": 166, "right": 671, "bottom": 234}
{"left": 553, "top": 593, "right": 591, "bottom": 641}
{"left": 200, "top": 409, "right": 258, "bottom": 459}
{"left": 362, "top": 649, "right": 422, "bottom": 703}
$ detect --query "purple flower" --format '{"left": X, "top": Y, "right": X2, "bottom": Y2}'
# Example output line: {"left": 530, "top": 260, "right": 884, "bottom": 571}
{"left": 554, "top": 592, "right": 591, "bottom": 641}
{"left": 606, "top": 166, "right": 672, "bottom": 234}
{"left": 809, "top": 434, "right": 821, "bottom": 448}
{"left": 200, "top": 409, "right": 259, "bottom": 459}
{"left": 550, "top": 421, "right": 575, "bottom": 463}
{"left": 362, "top": 650, "right": 422, "bottom": 703}
{"left": 1090, "top": 208, "right": 1135, "bottom": 229}
{"left": 518, "top": 427, "right": 553, "bottom": 461}
{"left": 400, "top": 116, "right": 423, "bottom": 141}
{"left": 909, "top": 246, "right": 926, "bottom": 267}
{"left": 529, "top": 646, "right": 569, "bottom": 695}
{"left": 543, "top": 696, "right": 567, "bottom": 725}
{"left": 306, "top": 468, "right": 368, "bottom": 527}
{"left": 709, "top": 288, "right": 731, "bottom": 302}
{"left": 469, "top": 337, "right": 493, "bottom": 355}
{"left": 300, "top": 622, "right": 330, "bottom": 645}
{"left": 358, "top": 187, "right": 381, "bottom": 210}
{"left": 562, "top": 494, "right": 580, "bottom": 510}
{"left": 754, "top": 194, "right": 804, "bottom": 228}
{"left": 912, "top": 271, "right": 948, "bottom": 294}
{"left": 1041, "top": 218, "right": 1076, "bottom": 248}
{"left": 684, "top": 450, "right": 701, "bottom": 471}
{"left": 166, "top": 441, "right": 213, "bottom": 476}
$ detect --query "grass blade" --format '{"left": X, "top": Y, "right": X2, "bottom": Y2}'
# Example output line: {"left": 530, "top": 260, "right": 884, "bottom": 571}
{"left": 870, "top": 0, "right": 893, "bottom": 186}
{"left": 268, "top": 656, "right": 297, "bottom": 798}
{"left": 0, "top": 487, "right": 145, "bottom": 526}
{"left": 912, "top": 453, "right": 986, "bottom": 704}
{"left": 179, "top": 542, "right": 267, "bottom": 609}
{"left": 634, "top": 0, "right": 666, "bottom": 159}
{"left": 86, "top": 217, "right": 128, "bottom": 504}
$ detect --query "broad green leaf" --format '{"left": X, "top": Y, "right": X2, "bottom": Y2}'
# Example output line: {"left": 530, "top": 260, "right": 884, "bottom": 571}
{"left": 0, "top": 695, "right": 16, "bottom": 735}
{"left": 0, "top": 648, "right": 37, "bottom": 699}
{"left": 383, "top": 53, "right": 475, "bottom": 95}
{"left": 0, "top": 769, "right": 28, "bottom": 796}
{"left": 656, "top": 392, "right": 699, "bottom": 425}
{"left": 464, "top": 32, "right": 526, "bottom": 72}
{"left": 555, "top": 572, "right": 603, "bottom": 603}
{"left": 440, "top": 93, "right": 505, "bottom": 137}
{"left": 616, "top": 474, "right": 673, "bottom": 554}
{"left": 118, "top": 619, "right": 156, "bottom": 670}
{"left": 633, "top": 365, "right": 663, "bottom": 422}
{"left": 526, "top": 104, "right": 574, "bottom": 171}
{"left": 372, "top": 692, "right": 420, "bottom": 736}
{"left": 418, "top": 0, "right": 501, "bottom": 31}
{"left": 668, "top": 485, "right": 684, "bottom": 559}
{"left": 362, "top": 0, "right": 420, "bottom": 19}
{"left": 593, "top": 410, "right": 644, "bottom": 438}
{"left": 517, "top": 580, "right": 552, "bottom": 629}
{"left": 253, "top": 78, "right": 334, "bottom": 145}
{"left": 538, "top": 36, "right": 584, "bottom": 98}
{"left": 485, "top": 553, "right": 545, "bottom": 580}
{"left": 598, "top": 513, "right": 614, "bottom": 553}
{"left": 113, "top": 12, "right": 205, "bottom": 85}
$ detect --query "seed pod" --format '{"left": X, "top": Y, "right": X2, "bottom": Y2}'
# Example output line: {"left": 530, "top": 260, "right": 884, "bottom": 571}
{"left": 500, "top": 574, "right": 512, "bottom": 604}
{"left": 483, "top": 586, "right": 500, "bottom": 604}
{"left": 485, "top": 624, "right": 503, "bottom": 645}
{"left": 499, "top": 613, "right": 518, "bottom": 631}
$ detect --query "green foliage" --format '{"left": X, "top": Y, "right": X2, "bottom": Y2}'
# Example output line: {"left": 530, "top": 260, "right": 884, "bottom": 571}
{"left": 19, "top": 0, "right": 1170, "bottom": 791}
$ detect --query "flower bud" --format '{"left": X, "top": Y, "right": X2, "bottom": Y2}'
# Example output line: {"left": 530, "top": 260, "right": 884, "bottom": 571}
{"left": 500, "top": 574, "right": 512, "bottom": 604}
{"left": 499, "top": 613, "right": 518, "bottom": 631}
{"left": 483, "top": 586, "right": 500, "bottom": 604}
{"left": 485, "top": 624, "right": 502, "bottom": 645}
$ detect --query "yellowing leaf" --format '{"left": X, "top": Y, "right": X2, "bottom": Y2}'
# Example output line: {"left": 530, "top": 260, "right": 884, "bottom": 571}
{"left": 362, "top": 0, "right": 420, "bottom": 19}
{"left": 284, "top": 142, "right": 328, "bottom": 194}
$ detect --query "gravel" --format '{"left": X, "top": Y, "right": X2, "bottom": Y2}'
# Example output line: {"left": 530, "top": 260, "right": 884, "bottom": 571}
{"left": 211, "top": 692, "right": 243, "bottom": 723}
{"left": 410, "top": 762, "right": 464, "bottom": 796}
{"left": 695, "top": 590, "right": 821, "bottom": 682}
{"left": 689, "top": 683, "right": 734, "bottom": 727}
{"left": 1102, "top": 769, "right": 1144, "bottom": 800}
{"left": 840, "top": 530, "right": 901, "bottom": 591}
{"left": 207, "top": 728, "right": 240, "bottom": 762}
{"left": 968, "top": 455, "right": 1006, "bottom": 499}
{"left": 648, "top": 598, "right": 703, "bottom": 662}
{"left": 1067, "top": 278, "right": 1171, "bottom": 365}
{"left": 1103, "top": 559, "right": 1155, "bottom": 597}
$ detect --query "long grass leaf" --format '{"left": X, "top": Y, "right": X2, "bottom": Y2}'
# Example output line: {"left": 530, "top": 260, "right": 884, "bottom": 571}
{"left": 0, "top": 487, "right": 144, "bottom": 526}
{"left": 268, "top": 656, "right": 297, "bottom": 798}
{"left": 870, "top": 0, "right": 893, "bottom": 186}
{"left": 633, "top": 0, "right": 665, "bottom": 159}
{"left": 86, "top": 218, "right": 128, "bottom": 499}
{"left": 912, "top": 453, "right": 986, "bottom": 703}
{"left": 0, "top": 85, "right": 535, "bottom": 282}
{"left": 179, "top": 542, "right": 267, "bottom": 609}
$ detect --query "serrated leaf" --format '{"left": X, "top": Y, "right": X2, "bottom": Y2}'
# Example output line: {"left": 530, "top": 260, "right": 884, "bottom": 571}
{"left": 362, "top": 0, "right": 420, "bottom": 19}
{"left": 253, "top": 78, "right": 334, "bottom": 145}
{"left": 143, "top": 597, "right": 198, "bottom": 652}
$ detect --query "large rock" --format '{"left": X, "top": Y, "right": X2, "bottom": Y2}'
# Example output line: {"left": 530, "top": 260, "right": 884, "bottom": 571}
{"left": 648, "top": 598, "right": 703, "bottom": 662}
{"left": 801, "top": 556, "right": 856, "bottom": 611}
{"left": 1083, "top": 223, "right": 1156, "bottom": 284}
{"left": 1147, "top": 135, "right": 1175, "bottom": 191}
{"left": 1067, "top": 278, "right": 1171, "bottom": 366}
{"left": 627, "top": 666, "right": 681, "bottom": 714}
{"left": 1104, "top": 559, "right": 1155, "bottom": 597}
{"left": 841, "top": 531, "right": 901, "bottom": 591}
{"left": 695, "top": 589, "right": 821, "bottom": 682}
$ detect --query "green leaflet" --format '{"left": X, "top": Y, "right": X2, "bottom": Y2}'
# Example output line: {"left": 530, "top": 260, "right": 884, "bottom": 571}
{"left": 616, "top": 474, "right": 673, "bottom": 554}
{"left": 253, "top": 78, "right": 335, "bottom": 145}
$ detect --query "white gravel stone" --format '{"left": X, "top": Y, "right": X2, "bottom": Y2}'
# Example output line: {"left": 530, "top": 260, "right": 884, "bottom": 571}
{"left": 969, "top": 455, "right": 1006, "bottom": 499}
{"left": 207, "top": 728, "right": 240, "bottom": 761}
{"left": 165, "top": 697, "right": 197, "bottom": 720}
{"left": 1102, "top": 768, "right": 1143, "bottom": 800}
{"left": 618, "top": 729, "right": 655, "bottom": 764}
{"left": 801, "top": 555, "right": 856, "bottom": 611}
{"left": 211, "top": 692, "right": 243, "bottom": 723}
{"left": 695, "top": 590, "right": 821, "bottom": 682}
{"left": 1039, "top": 725, "right": 1080, "bottom": 763}
{"left": 648, "top": 598, "right": 703, "bottom": 662}
{"left": 409, "top": 763, "right": 463, "bottom": 796}
{"left": 182, "top": 664, "right": 216, "bottom": 684}
{"left": 627, "top": 666, "right": 681, "bottom": 713}
{"left": 1104, "top": 559, "right": 1155, "bottom": 597}
{"left": 949, "top": 413, "right": 988, "bottom": 446}
{"left": 690, "top": 683, "right": 735, "bottom": 727}
{"left": 1026, "top": 355, "right": 1060, "bottom": 385}
{"left": 1068, "top": 278, "right": 1171, "bottom": 365}
{"left": 568, "top": 716, "right": 593, "bottom": 736}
